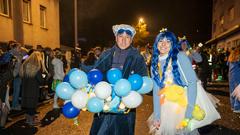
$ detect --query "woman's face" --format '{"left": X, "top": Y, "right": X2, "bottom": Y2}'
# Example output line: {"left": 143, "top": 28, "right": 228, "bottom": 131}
{"left": 157, "top": 37, "right": 171, "bottom": 56}
{"left": 181, "top": 42, "right": 188, "bottom": 51}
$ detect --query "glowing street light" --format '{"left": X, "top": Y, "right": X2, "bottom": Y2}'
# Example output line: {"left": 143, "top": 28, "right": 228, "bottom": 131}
{"left": 139, "top": 17, "right": 144, "bottom": 24}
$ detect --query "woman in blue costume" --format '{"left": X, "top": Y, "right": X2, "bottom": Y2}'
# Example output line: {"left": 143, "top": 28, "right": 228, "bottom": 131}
{"left": 178, "top": 36, "right": 202, "bottom": 64}
{"left": 148, "top": 29, "right": 199, "bottom": 135}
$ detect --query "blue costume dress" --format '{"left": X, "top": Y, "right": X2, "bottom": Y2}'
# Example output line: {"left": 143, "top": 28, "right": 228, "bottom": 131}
{"left": 89, "top": 45, "right": 147, "bottom": 135}
{"left": 228, "top": 61, "right": 240, "bottom": 111}
{"left": 149, "top": 52, "right": 199, "bottom": 135}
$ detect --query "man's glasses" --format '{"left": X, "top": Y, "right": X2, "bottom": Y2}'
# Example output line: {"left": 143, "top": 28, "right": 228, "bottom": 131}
{"left": 117, "top": 29, "right": 133, "bottom": 37}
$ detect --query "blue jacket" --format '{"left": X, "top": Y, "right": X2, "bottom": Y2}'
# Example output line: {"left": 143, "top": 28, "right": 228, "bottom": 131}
{"left": 152, "top": 52, "right": 197, "bottom": 120}
{"left": 81, "top": 45, "right": 148, "bottom": 78}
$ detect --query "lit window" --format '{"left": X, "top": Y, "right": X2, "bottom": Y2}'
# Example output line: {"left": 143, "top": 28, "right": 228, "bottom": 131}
{"left": 23, "top": 0, "right": 31, "bottom": 23}
{"left": 0, "top": 0, "right": 10, "bottom": 16}
{"left": 40, "top": 5, "right": 46, "bottom": 28}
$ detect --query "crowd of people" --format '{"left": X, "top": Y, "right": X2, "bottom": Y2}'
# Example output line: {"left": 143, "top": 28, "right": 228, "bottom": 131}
{"left": 0, "top": 39, "right": 110, "bottom": 127}
{"left": 0, "top": 24, "right": 239, "bottom": 135}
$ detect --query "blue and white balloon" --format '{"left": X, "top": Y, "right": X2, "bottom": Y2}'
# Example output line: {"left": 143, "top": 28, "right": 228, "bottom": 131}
{"left": 107, "top": 68, "right": 122, "bottom": 84}
{"left": 56, "top": 82, "right": 75, "bottom": 100}
{"left": 88, "top": 69, "right": 103, "bottom": 85}
{"left": 87, "top": 97, "right": 104, "bottom": 113}
{"left": 128, "top": 74, "right": 143, "bottom": 90}
{"left": 69, "top": 69, "right": 88, "bottom": 89}
{"left": 71, "top": 90, "right": 88, "bottom": 109}
{"left": 114, "top": 79, "right": 131, "bottom": 97}
{"left": 94, "top": 81, "right": 112, "bottom": 99}
{"left": 122, "top": 91, "right": 143, "bottom": 108}
{"left": 62, "top": 102, "right": 80, "bottom": 119}
{"left": 137, "top": 76, "right": 153, "bottom": 94}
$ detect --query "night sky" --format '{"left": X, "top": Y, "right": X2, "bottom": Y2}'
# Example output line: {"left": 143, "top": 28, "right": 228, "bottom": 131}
{"left": 60, "top": 0, "right": 212, "bottom": 50}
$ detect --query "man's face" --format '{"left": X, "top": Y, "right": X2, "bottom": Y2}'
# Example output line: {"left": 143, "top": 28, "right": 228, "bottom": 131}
{"left": 116, "top": 32, "right": 132, "bottom": 49}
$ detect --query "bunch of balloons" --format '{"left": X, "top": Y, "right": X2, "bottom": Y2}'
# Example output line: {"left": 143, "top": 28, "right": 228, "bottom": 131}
{"left": 56, "top": 68, "right": 153, "bottom": 119}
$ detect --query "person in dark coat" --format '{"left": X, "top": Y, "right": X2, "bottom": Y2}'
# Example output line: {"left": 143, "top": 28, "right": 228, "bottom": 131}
{"left": 88, "top": 24, "right": 147, "bottom": 135}
{"left": 196, "top": 47, "right": 211, "bottom": 90}
{"left": 43, "top": 47, "right": 54, "bottom": 95}
{"left": 0, "top": 52, "right": 15, "bottom": 128}
{"left": 20, "top": 51, "right": 46, "bottom": 126}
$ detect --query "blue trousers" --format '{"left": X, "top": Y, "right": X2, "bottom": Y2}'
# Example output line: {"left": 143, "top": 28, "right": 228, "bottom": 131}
{"left": 12, "top": 77, "right": 21, "bottom": 108}
{"left": 90, "top": 111, "right": 136, "bottom": 135}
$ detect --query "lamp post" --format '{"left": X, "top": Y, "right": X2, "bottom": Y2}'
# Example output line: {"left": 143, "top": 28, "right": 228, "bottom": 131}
{"left": 74, "top": 0, "right": 78, "bottom": 49}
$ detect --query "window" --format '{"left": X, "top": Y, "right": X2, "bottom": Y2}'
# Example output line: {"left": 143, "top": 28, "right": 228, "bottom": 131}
{"left": 213, "top": 21, "right": 217, "bottom": 33}
{"left": 229, "top": 7, "right": 234, "bottom": 21}
{"left": 40, "top": 5, "right": 46, "bottom": 28}
{"left": 0, "top": 0, "right": 10, "bottom": 16}
{"left": 220, "top": 15, "right": 224, "bottom": 25}
{"left": 23, "top": 0, "right": 31, "bottom": 23}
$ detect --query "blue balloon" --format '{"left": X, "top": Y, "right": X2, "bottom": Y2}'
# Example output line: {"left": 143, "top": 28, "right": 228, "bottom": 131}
{"left": 128, "top": 74, "right": 143, "bottom": 90}
{"left": 137, "top": 76, "right": 153, "bottom": 94}
{"left": 62, "top": 102, "right": 80, "bottom": 119}
{"left": 87, "top": 69, "right": 103, "bottom": 85}
{"left": 63, "top": 75, "right": 69, "bottom": 82}
{"left": 107, "top": 68, "right": 122, "bottom": 84}
{"left": 63, "top": 68, "right": 79, "bottom": 82}
{"left": 67, "top": 68, "right": 78, "bottom": 75}
{"left": 56, "top": 82, "right": 75, "bottom": 100}
{"left": 114, "top": 79, "right": 131, "bottom": 97}
{"left": 69, "top": 69, "right": 88, "bottom": 89}
{"left": 87, "top": 97, "right": 104, "bottom": 113}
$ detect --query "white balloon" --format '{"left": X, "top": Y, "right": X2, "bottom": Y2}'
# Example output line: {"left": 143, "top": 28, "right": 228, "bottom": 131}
{"left": 95, "top": 81, "right": 112, "bottom": 99}
{"left": 122, "top": 91, "right": 143, "bottom": 108}
{"left": 71, "top": 90, "right": 88, "bottom": 109}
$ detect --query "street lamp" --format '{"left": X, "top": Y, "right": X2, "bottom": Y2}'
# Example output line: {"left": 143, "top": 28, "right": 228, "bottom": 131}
{"left": 139, "top": 17, "right": 144, "bottom": 24}
{"left": 74, "top": 0, "right": 78, "bottom": 49}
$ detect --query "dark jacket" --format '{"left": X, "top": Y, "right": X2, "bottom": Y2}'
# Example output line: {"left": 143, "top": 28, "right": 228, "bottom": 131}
{"left": 90, "top": 45, "right": 147, "bottom": 135}
{"left": 0, "top": 70, "right": 13, "bottom": 101}
{"left": 21, "top": 71, "right": 44, "bottom": 109}
{"left": 94, "top": 45, "right": 147, "bottom": 78}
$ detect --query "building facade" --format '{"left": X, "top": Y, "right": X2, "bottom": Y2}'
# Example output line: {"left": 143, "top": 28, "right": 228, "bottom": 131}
{"left": 206, "top": 0, "right": 240, "bottom": 50}
{"left": 0, "top": 0, "right": 60, "bottom": 49}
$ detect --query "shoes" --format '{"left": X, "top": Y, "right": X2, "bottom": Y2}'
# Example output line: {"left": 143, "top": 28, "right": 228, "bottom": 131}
{"left": 45, "top": 95, "right": 51, "bottom": 100}
{"left": 25, "top": 114, "right": 31, "bottom": 124}
{"left": 7, "top": 117, "right": 13, "bottom": 122}
{"left": 27, "top": 115, "right": 40, "bottom": 126}
{"left": 11, "top": 106, "right": 21, "bottom": 111}
{"left": 53, "top": 104, "right": 60, "bottom": 109}
{"left": 233, "top": 110, "right": 240, "bottom": 113}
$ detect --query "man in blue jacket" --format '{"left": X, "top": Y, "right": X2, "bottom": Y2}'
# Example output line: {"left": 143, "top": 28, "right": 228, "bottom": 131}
{"left": 89, "top": 24, "right": 147, "bottom": 135}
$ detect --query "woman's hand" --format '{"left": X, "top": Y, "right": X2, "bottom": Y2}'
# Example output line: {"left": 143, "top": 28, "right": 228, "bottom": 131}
{"left": 153, "top": 120, "right": 160, "bottom": 129}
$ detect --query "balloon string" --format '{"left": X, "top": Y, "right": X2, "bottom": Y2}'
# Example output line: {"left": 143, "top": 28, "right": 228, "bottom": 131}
{"left": 124, "top": 108, "right": 131, "bottom": 114}
{"left": 82, "top": 87, "right": 86, "bottom": 92}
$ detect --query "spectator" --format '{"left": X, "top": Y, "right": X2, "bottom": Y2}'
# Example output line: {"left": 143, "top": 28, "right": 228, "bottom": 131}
{"left": 51, "top": 50, "right": 65, "bottom": 109}
{"left": 20, "top": 51, "right": 47, "bottom": 126}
